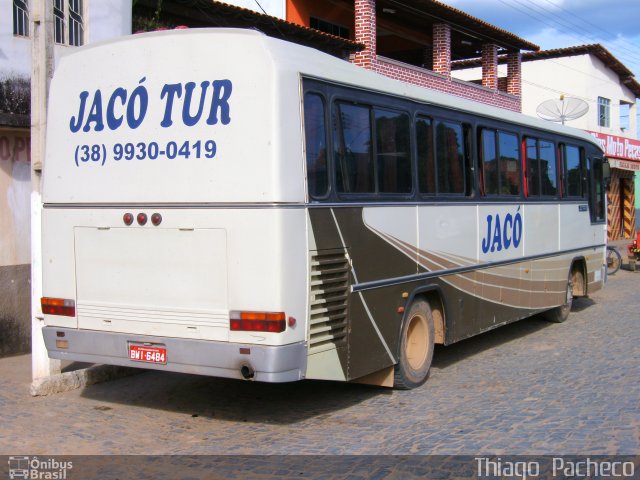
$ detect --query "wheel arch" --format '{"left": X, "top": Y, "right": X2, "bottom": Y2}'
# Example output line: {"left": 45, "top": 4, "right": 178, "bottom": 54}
{"left": 402, "top": 284, "right": 447, "bottom": 349}
{"left": 569, "top": 255, "right": 587, "bottom": 297}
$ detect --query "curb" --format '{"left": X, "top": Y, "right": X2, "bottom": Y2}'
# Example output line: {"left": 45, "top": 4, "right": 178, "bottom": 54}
{"left": 30, "top": 365, "right": 141, "bottom": 396}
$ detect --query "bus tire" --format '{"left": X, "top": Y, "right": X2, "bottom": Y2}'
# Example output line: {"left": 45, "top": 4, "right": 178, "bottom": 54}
{"left": 545, "top": 274, "right": 574, "bottom": 323}
{"left": 394, "top": 299, "right": 435, "bottom": 390}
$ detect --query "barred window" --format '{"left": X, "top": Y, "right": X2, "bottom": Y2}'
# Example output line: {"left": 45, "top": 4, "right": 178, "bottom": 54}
{"left": 13, "top": 0, "right": 29, "bottom": 37}
{"left": 54, "top": 0, "right": 65, "bottom": 44}
{"left": 598, "top": 97, "right": 610, "bottom": 128}
{"left": 68, "top": 0, "right": 84, "bottom": 46}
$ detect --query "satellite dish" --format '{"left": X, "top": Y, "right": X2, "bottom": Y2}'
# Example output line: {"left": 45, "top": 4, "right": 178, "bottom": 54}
{"left": 536, "top": 96, "right": 589, "bottom": 124}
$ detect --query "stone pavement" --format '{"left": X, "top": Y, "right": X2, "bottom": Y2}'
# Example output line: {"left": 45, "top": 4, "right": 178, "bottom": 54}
{"left": 0, "top": 268, "right": 638, "bottom": 457}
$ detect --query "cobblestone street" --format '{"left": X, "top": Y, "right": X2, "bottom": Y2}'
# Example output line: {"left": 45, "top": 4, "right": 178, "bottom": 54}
{"left": 1, "top": 268, "right": 638, "bottom": 457}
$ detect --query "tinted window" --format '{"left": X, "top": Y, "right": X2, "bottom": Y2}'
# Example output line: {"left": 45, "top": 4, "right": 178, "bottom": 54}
{"left": 417, "top": 116, "right": 435, "bottom": 194}
{"left": 335, "top": 103, "right": 374, "bottom": 193}
{"left": 499, "top": 132, "right": 520, "bottom": 195}
{"left": 436, "top": 121, "right": 465, "bottom": 194}
{"left": 526, "top": 138, "right": 539, "bottom": 196}
{"left": 481, "top": 129, "right": 498, "bottom": 195}
{"left": 564, "top": 145, "right": 583, "bottom": 197}
{"left": 527, "top": 137, "right": 557, "bottom": 197}
{"left": 539, "top": 140, "right": 557, "bottom": 196}
{"left": 591, "top": 158, "right": 606, "bottom": 222}
{"left": 304, "top": 93, "right": 328, "bottom": 198}
{"left": 375, "top": 108, "right": 411, "bottom": 193}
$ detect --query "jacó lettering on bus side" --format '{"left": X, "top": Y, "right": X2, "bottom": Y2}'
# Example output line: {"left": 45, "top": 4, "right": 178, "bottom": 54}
{"left": 481, "top": 207, "right": 523, "bottom": 254}
{"left": 69, "top": 77, "right": 233, "bottom": 133}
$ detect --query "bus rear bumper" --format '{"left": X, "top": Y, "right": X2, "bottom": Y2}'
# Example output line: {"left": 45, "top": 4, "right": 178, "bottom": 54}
{"left": 42, "top": 327, "right": 307, "bottom": 383}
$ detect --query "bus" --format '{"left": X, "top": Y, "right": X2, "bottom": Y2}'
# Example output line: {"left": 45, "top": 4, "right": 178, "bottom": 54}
{"left": 41, "top": 28, "right": 608, "bottom": 389}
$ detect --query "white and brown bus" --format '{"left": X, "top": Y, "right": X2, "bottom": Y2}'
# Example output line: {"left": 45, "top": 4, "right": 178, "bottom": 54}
{"left": 41, "top": 28, "right": 608, "bottom": 389}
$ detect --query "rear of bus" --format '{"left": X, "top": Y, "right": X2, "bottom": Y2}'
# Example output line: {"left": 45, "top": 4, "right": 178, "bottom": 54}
{"left": 41, "top": 29, "right": 309, "bottom": 382}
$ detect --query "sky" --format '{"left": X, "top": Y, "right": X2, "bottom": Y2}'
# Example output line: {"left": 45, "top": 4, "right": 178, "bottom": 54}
{"left": 445, "top": 0, "right": 640, "bottom": 134}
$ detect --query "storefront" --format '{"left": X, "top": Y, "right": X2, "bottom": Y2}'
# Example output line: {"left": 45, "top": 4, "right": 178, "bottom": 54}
{"left": 589, "top": 131, "right": 640, "bottom": 240}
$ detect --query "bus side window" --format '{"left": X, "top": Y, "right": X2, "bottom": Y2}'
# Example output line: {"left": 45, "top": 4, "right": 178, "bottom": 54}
{"left": 498, "top": 131, "right": 521, "bottom": 196}
{"left": 562, "top": 144, "right": 583, "bottom": 198}
{"left": 303, "top": 93, "right": 328, "bottom": 198}
{"left": 525, "top": 137, "right": 539, "bottom": 196}
{"left": 539, "top": 139, "right": 557, "bottom": 196}
{"left": 480, "top": 129, "right": 520, "bottom": 197}
{"left": 480, "top": 129, "right": 498, "bottom": 195}
{"left": 374, "top": 108, "right": 412, "bottom": 193}
{"left": 417, "top": 116, "right": 435, "bottom": 194}
{"left": 334, "top": 102, "right": 375, "bottom": 194}
{"left": 435, "top": 120, "right": 465, "bottom": 195}
{"left": 590, "top": 157, "right": 606, "bottom": 222}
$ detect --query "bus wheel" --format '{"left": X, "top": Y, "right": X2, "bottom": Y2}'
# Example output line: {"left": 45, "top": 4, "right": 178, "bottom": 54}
{"left": 545, "top": 274, "right": 574, "bottom": 323}
{"left": 394, "top": 299, "right": 435, "bottom": 389}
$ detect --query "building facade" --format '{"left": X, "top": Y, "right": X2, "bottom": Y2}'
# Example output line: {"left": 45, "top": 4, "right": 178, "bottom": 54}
{"left": 0, "top": 0, "right": 131, "bottom": 357}
{"left": 452, "top": 44, "right": 640, "bottom": 241}
{"left": 135, "top": 0, "right": 539, "bottom": 112}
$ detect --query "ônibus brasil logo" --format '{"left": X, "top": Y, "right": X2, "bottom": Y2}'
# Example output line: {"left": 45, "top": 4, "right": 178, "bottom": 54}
{"left": 8, "top": 457, "right": 73, "bottom": 480}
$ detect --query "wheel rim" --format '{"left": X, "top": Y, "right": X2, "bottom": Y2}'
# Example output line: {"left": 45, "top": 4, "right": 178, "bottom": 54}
{"left": 406, "top": 313, "right": 428, "bottom": 370}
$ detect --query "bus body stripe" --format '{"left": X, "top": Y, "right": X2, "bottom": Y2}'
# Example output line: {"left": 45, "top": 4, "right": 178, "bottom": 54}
{"left": 351, "top": 244, "right": 605, "bottom": 293}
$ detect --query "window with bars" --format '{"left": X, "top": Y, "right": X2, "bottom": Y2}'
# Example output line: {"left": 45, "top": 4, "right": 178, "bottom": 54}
{"left": 68, "top": 0, "right": 84, "bottom": 46}
{"left": 13, "top": 0, "right": 29, "bottom": 37}
{"left": 597, "top": 97, "right": 610, "bottom": 128}
{"left": 54, "top": 0, "right": 65, "bottom": 44}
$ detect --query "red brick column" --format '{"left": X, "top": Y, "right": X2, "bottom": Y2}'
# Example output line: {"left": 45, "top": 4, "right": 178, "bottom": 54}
{"left": 482, "top": 43, "right": 498, "bottom": 90}
{"left": 432, "top": 23, "right": 451, "bottom": 78}
{"left": 506, "top": 51, "right": 522, "bottom": 97}
{"left": 353, "top": 0, "right": 376, "bottom": 69}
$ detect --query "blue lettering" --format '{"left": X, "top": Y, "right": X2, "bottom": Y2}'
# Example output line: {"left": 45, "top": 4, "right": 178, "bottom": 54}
{"left": 70, "top": 91, "right": 89, "bottom": 133}
{"left": 513, "top": 212, "right": 523, "bottom": 248}
{"left": 82, "top": 90, "right": 105, "bottom": 132}
{"left": 481, "top": 210, "right": 523, "bottom": 253}
{"left": 491, "top": 214, "right": 502, "bottom": 252}
{"left": 503, "top": 213, "right": 513, "bottom": 250}
{"left": 206, "top": 79, "right": 232, "bottom": 125}
{"left": 182, "top": 81, "right": 210, "bottom": 127}
{"left": 160, "top": 83, "right": 182, "bottom": 128}
{"left": 481, "top": 215, "right": 493, "bottom": 254}
{"left": 106, "top": 88, "right": 127, "bottom": 130}
{"left": 127, "top": 78, "right": 148, "bottom": 129}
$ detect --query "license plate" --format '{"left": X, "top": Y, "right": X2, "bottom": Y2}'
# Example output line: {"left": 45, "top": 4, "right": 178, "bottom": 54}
{"left": 128, "top": 344, "right": 167, "bottom": 364}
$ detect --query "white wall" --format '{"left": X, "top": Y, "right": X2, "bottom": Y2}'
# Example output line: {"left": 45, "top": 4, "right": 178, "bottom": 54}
{"left": 1, "top": 0, "right": 132, "bottom": 79}
{"left": 452, "top": 53, "right": 637, "bottom": 136}
{"left": 218, "top": 0, "right": 285, "bottom": 19}
{"left": 0, "top": 0, "right": 31, "bottom": 77}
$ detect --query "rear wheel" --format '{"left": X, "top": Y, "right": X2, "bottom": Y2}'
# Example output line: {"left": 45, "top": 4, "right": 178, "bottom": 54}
{"left": 394, "top": 299, "right": 435, "bottom": 389}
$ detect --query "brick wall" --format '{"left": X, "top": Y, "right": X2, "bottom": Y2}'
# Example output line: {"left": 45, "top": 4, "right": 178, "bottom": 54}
{"left": 432, "top": 23, "right": 451, "bottom": 78}
{"left": 374, "top": 57, "right": 521, "bottom": 111}
{"left": 482, "top": 44, "right": 498, "bottom": 90}
{"left": 351, "top": 1, "right": 521, "bottom": 112}
{"left": 353, "top": 0, "right": 376, "bottom": 68}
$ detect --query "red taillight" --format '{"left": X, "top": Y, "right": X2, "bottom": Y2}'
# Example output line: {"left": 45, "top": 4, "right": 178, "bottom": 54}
{"left": 123, "top": 213, "right": 134, "bottom": 225}
{"left": 41, "top": 297, "right": 76, "bottom": 317}
{"left": 230, "top": 311, "right": 286, "bottom": 333}
{"left": 137, "top": 213, "right": 148, "bottom": 225}
{"left": 151, "top": 213, "right": 162, "bottom": 226}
